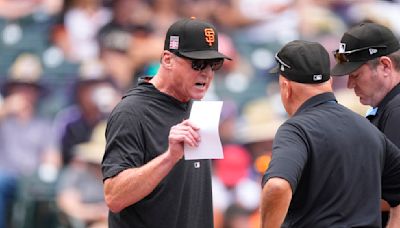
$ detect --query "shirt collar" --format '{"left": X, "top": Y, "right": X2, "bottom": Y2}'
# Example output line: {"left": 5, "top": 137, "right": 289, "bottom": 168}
{"left": 294, "top": 92, "right": 337, "bottom": 116}
{"left": 365, "top": 107, "right": 378, "bottom": 117}
{"left": 374, "top": 83, "right": 400, "bottom": 115}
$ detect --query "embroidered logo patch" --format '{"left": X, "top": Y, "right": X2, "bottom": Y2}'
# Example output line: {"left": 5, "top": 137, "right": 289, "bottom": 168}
{"left": 339, "top": 43, "right": 346, "bottom": 53}
{"left": 313, "top": 74, "right": 322, "bottom": 81}
{"left": 369, "top": 48, "right": 378, "bottom": 55}
{"left": 204, "top": 28, "right": 215, "bottom": 46}
{"left": 169, "top": 36, "right": 179, "bottom": 49}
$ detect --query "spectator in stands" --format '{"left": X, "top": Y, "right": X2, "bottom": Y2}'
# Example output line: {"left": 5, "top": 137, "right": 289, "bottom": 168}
{"left": 0, "top": 53, "right": 59, "bottom": 228}
{"left": 56, "top": 121, "right": 108, "bottom": 228}
{"left": 52, "top": 59, "right": 120, "bottom": 166}
{"left": 212, "top": 144, "right": 261, "bottom": 225}
{"left": 63, "top": 0, "right": 111, "bottom": 62}
{"left": 98, "top": 26, "right": 136, "bottom": 92}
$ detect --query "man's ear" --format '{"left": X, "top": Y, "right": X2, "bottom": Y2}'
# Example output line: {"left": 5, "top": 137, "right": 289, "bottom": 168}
{"left": 379, "top": 56, "right": 392, "bottom": 77}
{"left": 161, "top": 51, "right": 173, "bottom": 70}
{"left": 281, "top": 76, "right": 291, "bottom": 100}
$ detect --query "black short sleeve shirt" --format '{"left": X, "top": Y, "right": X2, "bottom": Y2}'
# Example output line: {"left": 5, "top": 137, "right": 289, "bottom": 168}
{"left": 102, "top": 83, "right": 213, "bottom": 228}
{"left": 368, "top": 84, "right": 400, "bottom": 149}
{"left": 262, "top": 92, "right": 400, "bottom": 227}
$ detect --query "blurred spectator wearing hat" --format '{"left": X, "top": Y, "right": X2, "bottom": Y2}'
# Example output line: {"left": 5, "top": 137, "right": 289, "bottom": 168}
{"left": 51, "top": 59, "right": 120, "bottom": 166}
{"left": 0, "top": 53, "right": 59, "bottom": 228}
{"left": 97, "top": 22, "right": 136, "bottom": 92}
{"left": 97, "top": 0, "right": 164, "bottom": 93}
{"left": 261, "top": 40, "right": 400, "bottom": 227}
{"left": 235, "top": 87, "right": 286, "bottom": 157}
{"left": 56, "top": 121, "right": 108, "bottom": 228}
{"left": 331, "top": 21, "right": 400, "bottom": 227}
{"left": 212, "top": 144, "right": 261, "bottom": 228}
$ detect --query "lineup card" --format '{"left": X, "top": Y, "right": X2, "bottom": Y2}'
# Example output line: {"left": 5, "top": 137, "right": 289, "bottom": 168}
{"left": 184, "top": 101, "right": 224, "bottom": 160}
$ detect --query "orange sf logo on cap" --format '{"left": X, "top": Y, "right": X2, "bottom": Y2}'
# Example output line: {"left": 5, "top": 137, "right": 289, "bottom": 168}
{"left": 204, "top": 28, "right": 215, "bottom": 46}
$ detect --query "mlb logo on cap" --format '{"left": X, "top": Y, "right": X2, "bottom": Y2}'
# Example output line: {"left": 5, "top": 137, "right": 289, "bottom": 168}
{"left": 313, "top": 74, "right": 322, "bottom": 81}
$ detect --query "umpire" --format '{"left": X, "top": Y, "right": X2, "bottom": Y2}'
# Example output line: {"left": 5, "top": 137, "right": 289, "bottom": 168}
{"left": 260, "top": 40, "right": 400, "bottom": 227}
{"left": 331, "top": 22, "right": 400, "bottom": 226}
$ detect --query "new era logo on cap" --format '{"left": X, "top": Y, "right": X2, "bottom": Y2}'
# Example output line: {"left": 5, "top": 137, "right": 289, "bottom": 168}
{"left": 369, "top": 48, "right": 377, "bottom": 55}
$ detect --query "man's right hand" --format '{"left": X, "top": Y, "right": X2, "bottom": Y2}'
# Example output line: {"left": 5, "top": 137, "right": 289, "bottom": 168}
{"left": 167, "top": 119, "right": 201, "bottom": 161}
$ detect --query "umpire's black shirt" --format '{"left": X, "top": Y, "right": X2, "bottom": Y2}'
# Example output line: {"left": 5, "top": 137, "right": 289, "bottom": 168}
{"left": 367, "top": 83, "right": 400, "bottom": 148}
{"left": 367, "top": 83, "right": 400, "bottom": 226}
{"left": 262, "top": 92, "right": 400, "bottom": 228}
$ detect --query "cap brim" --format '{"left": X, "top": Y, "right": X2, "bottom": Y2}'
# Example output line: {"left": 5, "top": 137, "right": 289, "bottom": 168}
{"left": 1, "top": 81, "right": 45, "bottom": 96}
{"left": 179, "top": 50, "right": 232, "bottom": 60}
{"left": 269, "top": 65, "right": 279, "bottom": 74}
{"left": 331, "top": 61, "right": 365, "bottom": 76}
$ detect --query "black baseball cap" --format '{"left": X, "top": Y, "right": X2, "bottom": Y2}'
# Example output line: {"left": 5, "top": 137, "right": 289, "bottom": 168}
{"left": 331, "top": 22, "right": 400, "bottom": 76}
{"left": 164, "top": 17, "right": 231, "bottom": 60}
{"left": 269, "top": 40, "right": 330, "bottom": 84}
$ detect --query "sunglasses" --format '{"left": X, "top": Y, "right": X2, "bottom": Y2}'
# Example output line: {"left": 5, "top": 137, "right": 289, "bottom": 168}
{"left": 190, "top": 59, "right": 224, "bottom": 71}
{"left": 173, "top": 52, "right": 224, "bottom": 71}
{"left": 333, "top": 45, "right": 387, "bottom": 64}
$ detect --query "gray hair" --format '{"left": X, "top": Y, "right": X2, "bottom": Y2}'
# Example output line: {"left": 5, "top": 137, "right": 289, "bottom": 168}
{"left": 367, "top": 50, "right": 400, "bottom": 71}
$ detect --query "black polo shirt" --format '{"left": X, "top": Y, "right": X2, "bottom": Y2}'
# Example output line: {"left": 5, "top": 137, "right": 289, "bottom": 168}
{"left": 367, "top": 83, "right": 400, "bottom": 148}
{"left": 102, "top": 82, "right": 213, "bottom": 228}
{"left": 367, "top": 83, "right": 400, "bottom": 226}
{"left": 262, "top": 92, "right": 400, "bottom": 227}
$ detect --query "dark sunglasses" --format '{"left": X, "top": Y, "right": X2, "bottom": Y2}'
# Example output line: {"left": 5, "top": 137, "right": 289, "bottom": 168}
{"left": 173, "top": 52, "right": 224, "bottom": 71}
{"left": 333, "top": 45, "right": 387, "bottom": 64}
{"left": 190, "top": 58, "right": 224, "bottom": 71}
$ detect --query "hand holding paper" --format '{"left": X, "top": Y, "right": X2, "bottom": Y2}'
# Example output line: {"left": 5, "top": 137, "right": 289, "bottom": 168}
{"left": 184, "top": 101, "right": 224, "bottom": 160}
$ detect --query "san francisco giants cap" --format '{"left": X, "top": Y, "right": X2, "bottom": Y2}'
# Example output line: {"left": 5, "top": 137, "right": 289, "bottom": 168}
{"left": 269, "top": 40, "right": 330, "bottom": 84}
{"left": 331, "top": 22, "right": 400, "bottom": 76}
{"left": 164, "top": 17, "right": 231, "bottom": 60}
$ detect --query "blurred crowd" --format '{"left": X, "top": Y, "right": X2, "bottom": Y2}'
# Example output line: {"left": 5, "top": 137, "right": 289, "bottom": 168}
{"left": 0, "top": 0, "right": 399, "bottom": 227}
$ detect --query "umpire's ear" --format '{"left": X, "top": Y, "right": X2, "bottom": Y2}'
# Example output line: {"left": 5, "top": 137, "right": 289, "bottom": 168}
{"left": 279, "top": 75, "right": 291, "bottom": 100}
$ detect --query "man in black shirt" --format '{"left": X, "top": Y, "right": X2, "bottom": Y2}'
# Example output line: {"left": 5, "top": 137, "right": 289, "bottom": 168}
{"left": 260, "top": 40, "right": 400, "bottom": 227}
{"left": 101, "top": 18, "right": 230, "bottom": 228}
{"left": 331, "top": 22, "right": 400, "bottom": 226}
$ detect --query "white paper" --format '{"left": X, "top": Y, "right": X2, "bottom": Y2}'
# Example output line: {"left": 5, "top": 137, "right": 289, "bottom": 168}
{"left": 184, "top": 101, "right": 224, "bottom": 160}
